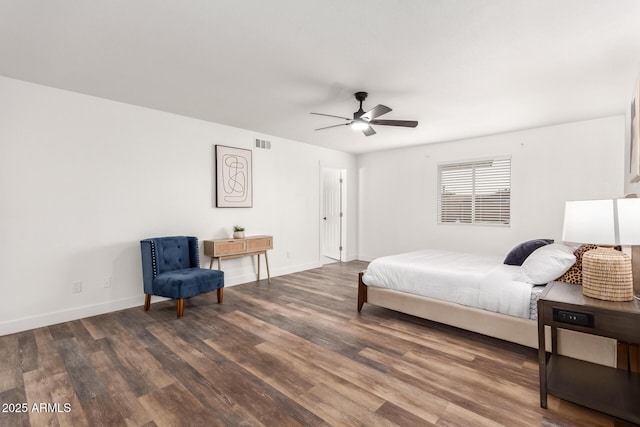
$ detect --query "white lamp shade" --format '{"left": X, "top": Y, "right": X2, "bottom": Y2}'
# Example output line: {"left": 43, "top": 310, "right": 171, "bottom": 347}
{"left": 617, "top": 198, "right": 640, "bottom": 244}
{"left": 562, "top": 198, "right": 640, "bottom": 246}
{"left": 562, "top": 200, "right": 617, "bottom": 245}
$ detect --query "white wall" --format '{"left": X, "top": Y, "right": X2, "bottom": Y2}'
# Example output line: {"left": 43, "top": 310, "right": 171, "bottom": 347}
{"left": 358, "top": 116, "right": 625, "bottom": 260}
{"left": 0, "top": 76, "right": 357, "bottom": 335}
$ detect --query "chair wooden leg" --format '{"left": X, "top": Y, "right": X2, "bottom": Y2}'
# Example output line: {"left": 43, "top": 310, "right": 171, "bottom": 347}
{"left": 217, "top": 288, "right": 223, "bottom": 304}
{"left": 144, "top": 294, "right": 151, "bottom": 311}
{"left": 176, "top": 298, "right": 185, "bottom": 318}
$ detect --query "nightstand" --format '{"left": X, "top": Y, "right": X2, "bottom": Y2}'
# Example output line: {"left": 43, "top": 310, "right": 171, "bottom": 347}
{"left": 537, "top": 281, "right": 640, "bottom": 424}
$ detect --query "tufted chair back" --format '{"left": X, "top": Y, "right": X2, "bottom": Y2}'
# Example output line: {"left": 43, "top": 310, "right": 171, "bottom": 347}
{"left": 153, "top": 236, "right": 196, "bottom": 273}
{"left": 140, "top": 236, "right": 199, "bottom": 295}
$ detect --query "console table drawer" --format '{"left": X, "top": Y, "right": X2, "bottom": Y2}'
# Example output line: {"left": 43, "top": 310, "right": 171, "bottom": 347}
{"left": 203, "top": 236, "right": 273, "bottom": 257}
{"left": 247, "top": 236, "right": 273, "bottom": 251}
{"left": 211, "top": 240, "right": 247, "bottom": 256}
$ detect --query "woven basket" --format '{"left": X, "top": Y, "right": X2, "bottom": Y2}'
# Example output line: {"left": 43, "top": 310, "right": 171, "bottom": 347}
{"left": 582, "top": 247, "right": 633, "bottom": 301}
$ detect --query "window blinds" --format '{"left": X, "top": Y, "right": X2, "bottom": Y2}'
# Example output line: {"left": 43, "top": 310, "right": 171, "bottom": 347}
{"left": 437, "top": 157, "right": 511, "bottom": 225}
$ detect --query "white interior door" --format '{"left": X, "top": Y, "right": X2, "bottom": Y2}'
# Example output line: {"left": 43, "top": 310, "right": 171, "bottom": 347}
{"left": 322, "top": 167, "right": 343, "bottom": 261}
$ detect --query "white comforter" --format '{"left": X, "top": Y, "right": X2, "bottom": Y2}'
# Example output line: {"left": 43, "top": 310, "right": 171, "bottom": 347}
{"left": 362, "top": 249, "right": 534, "bottom": 318}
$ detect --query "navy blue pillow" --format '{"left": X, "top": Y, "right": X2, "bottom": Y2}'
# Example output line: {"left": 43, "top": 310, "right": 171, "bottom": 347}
{"left": 503, "top": 239, "right": 554, "bottom": 266}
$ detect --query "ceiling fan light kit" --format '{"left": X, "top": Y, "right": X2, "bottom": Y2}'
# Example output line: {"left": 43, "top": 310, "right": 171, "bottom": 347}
{"left": 351, "top": 119, "right": 369, "bottom": 131}
{"left": 311, "top": 91, "right": 418, "bottom": 136}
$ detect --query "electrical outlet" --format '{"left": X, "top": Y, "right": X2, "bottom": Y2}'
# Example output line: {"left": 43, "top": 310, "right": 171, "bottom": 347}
{"left": 72, "top": 281, "right": 82, "bottom": 293}
{"left": 102, "top": 276, "right": 112, "bottom": 288}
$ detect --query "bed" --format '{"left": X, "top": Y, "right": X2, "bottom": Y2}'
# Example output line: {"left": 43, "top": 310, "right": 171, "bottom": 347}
{"left": 357, "top": 241, "right": 617, "bottom": 367}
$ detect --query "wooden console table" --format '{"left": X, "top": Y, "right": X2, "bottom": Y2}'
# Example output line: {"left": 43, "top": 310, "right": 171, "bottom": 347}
{"left": 203, "top": 235, "right": 273, "bottom": 283}
{"left": 538, "top": 281, "right": 640, "bottom": 424}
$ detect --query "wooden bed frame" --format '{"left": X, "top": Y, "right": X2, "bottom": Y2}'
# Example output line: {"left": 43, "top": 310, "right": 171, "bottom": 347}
{"left": 358, "top": 271, "right": 617, "bottom": 367}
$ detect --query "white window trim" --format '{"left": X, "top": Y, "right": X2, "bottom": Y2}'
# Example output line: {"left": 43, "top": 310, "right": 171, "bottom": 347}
{"left": 437, "top": 155, "right": 511, "bottom": 226}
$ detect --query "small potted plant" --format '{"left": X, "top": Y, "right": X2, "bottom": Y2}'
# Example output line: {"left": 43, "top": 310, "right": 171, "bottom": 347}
{"left": 233, "top": 225, "right": 245, "bottom": 239}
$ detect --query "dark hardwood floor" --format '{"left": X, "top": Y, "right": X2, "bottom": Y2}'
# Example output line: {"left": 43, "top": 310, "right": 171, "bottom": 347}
{"left": 0, "top": 261, "right": 633, "bottom": 426}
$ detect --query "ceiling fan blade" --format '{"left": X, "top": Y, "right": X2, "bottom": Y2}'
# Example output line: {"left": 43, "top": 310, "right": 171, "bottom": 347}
{"left": 315, "top": 123, "right": 351, "bottom": 131}
{"left": 362, "top": 126, "right": 376, "bottom": 137}
{"left": 361, "top": 104, "right": 392, "bottom": 121}
{"left": 310, "top": 112, "right": 351, "bottom": 121}
{"left": 369, "top": 119, "right": 418, "bottom": 128}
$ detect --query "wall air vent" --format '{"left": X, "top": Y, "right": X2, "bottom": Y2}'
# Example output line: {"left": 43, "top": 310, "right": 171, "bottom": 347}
{"left": 254, "top": 138, "right": 272, "bottom": 150}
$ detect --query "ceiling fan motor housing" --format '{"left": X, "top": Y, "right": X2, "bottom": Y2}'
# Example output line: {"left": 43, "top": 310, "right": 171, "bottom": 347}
{"left": 354, "top": 91, "right": 368, "bottom": 102}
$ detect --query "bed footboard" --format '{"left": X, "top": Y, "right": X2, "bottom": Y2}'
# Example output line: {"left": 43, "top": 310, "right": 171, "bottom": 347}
{"left": 357, "top": 271, "right": 367, "bottom": 312}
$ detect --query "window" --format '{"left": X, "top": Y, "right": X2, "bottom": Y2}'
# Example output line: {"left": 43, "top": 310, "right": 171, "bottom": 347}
{"left": 437, "top": 157, "right": 511, "bottom": 225}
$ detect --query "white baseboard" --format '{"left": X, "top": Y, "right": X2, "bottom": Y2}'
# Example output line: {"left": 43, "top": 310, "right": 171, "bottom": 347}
{"left": 0, "top": 295, "right": 143, "bottom": 337}
{"left": 0, "top": 261, "right": 324, "bottom": 336}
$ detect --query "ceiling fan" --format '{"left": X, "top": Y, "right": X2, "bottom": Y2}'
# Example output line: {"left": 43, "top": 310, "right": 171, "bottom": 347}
{"left": 311, "top": 91, "right": 418, "bottom": 136}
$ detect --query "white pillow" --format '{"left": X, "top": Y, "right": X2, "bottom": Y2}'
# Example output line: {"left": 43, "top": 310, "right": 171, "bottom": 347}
{"left": 516, "top": 243, "right": 577, "bottom": 285}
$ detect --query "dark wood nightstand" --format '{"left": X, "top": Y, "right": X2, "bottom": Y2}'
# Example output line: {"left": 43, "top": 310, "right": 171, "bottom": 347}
{"left": 537, "top": 281, "right": 640, "bottom": 424}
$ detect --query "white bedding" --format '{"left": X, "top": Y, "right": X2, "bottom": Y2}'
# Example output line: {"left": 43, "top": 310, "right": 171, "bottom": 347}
{"left": 362, "top": 249, "right": 535, "bottom": 318}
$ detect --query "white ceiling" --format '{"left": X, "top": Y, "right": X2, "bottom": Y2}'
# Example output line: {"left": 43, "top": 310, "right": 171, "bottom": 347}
{"left": 2, "top": 1, "right": 640, "bottom": 154}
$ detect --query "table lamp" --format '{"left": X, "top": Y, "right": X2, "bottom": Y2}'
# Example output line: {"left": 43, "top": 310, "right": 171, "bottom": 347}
{"left": 562, "top": 199, "right": 640, "bottom": 301}
{"left": 618, "top": 197, "right": 640, "bottom": 300}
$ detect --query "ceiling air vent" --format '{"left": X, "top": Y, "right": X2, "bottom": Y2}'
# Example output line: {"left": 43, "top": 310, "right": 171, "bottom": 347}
{"left": 254, "top": 138, "right": 271, "bottom": 150}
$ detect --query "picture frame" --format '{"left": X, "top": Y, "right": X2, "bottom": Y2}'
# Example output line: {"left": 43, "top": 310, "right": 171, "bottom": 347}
{"left": 215, "top": 145, "right": 253, "bottom": 208}
{"left": 630, "top": 79, "right": 640, "bottom": 183}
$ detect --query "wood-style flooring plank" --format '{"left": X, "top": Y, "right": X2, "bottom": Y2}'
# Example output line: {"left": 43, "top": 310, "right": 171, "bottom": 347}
{"left": 22, "top": 369, "right": 55, "bottom": 426}
{"left": 0, "top": 387, "right": 30, "bottom": 427}
{"left": 138, "top": 382, "right": 219, "bottom": 427}
{"left": 297, "top": 382, "right": 396, "bottom": 427}
{"left": 219, "top": 310, "right": 449, "bottom": 424}
{"left": 148, "top": 324, "right": 321, "bottom": 426}
{"left": 0, "top": 260, "right": 628, "bottom": 426}
{"left": 0, "top": 334, "right": 23, "bottom": 392}
{"left": 88, "top": 350, "right": 154, "bottom": 426}
{"left": 360, "top": 346, "right": 540, "bottom": 426}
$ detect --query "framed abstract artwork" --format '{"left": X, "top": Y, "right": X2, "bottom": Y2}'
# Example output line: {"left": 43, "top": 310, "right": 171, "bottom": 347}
{"left": 215, "top": 145, "right": 253, "bottom": 208}
{"left": 630, "top": 79, "right": 640, "bottom": 183}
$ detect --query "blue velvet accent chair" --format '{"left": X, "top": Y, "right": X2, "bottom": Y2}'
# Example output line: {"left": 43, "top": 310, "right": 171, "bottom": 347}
{"left": 140, "top": 236, "right": 224, "bottom": 317}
